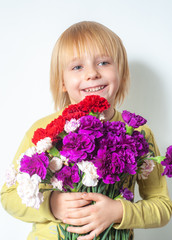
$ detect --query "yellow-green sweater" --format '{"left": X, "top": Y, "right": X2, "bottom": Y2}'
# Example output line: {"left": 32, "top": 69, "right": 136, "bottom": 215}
{"left": 1, "top": 110, "right": 172, "bottom": 240}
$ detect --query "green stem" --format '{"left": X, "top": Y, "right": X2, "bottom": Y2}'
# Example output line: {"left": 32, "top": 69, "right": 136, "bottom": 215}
{"left": 101, "top": 223, "right": 114, "bottom": 240}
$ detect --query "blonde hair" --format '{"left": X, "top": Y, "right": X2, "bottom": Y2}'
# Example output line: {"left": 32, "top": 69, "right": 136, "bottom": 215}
{"left": 50, "top": 21, "right": 130, "bottom": 111}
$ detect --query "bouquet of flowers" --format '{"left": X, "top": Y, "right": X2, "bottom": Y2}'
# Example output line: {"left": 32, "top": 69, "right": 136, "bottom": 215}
{"left": 5, "top": 95, "right": 172, "bottom": 240}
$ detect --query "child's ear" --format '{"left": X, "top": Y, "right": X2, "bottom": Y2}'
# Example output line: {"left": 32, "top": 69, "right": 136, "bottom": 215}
{"left": 62, "top": 82, "right": 67, "bottom": 92}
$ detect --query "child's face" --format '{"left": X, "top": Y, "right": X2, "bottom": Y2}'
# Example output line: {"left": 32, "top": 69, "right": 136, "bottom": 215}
{"left": 63, "top": 51, "right": 120, "bottom": 106}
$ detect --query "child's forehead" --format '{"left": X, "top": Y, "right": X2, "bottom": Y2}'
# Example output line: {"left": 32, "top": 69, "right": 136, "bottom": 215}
{"left": 63, "top": 45, "right": 112, "bottom": 66}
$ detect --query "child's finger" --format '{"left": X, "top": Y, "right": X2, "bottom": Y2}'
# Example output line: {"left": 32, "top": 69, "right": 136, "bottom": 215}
{"left": 64, "top": 215, "right": 91, "bottom": 226}
{"left": 81, "top": 192, "right": 103, "bottom": 202}
{"left": 64, "top": 192, "right": 88, "bottom": 200}
{"left": 67, "top": 199, "right": 91, "bottom": 208}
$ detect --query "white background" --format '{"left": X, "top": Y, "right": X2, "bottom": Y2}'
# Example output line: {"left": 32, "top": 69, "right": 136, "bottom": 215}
{"left": 0, "top": 0, "right": 172, "bottom": 239}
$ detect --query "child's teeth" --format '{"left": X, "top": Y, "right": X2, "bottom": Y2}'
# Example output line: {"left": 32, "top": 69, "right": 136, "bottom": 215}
{"left": 85, "top": 86, "right": 104, "bottom": 92}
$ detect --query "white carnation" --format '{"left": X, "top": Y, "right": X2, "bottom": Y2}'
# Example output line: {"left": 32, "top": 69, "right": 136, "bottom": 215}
{"left": 50, "top": 176, "right": 63, "bottom": 191}
{"left": 5, "top": 164, "right": 17, "bottom": 187}
{"left": 49, "top": 157, "right": 63, "bottom": 173}
{"left": 24, "top": 146, "right": 37, "bottom": 157}
{"left": 138, "top": 159, "right": 155, "bottom": 180}
{"left": 17, "top": 173, "right": 43, "bottom": 209}
{"left": 77, "top": 161, "right": 98, "bottom": 187}
{"left": 64, "top": 119, "right": 80, "bottom": 133}
{"left": 36, "top": 137, "right": 52, "bottom": 153}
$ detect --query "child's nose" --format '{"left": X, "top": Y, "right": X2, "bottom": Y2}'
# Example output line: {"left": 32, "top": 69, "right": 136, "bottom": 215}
{"left": 86, "top": 67, "right": 101, "bottom": 81}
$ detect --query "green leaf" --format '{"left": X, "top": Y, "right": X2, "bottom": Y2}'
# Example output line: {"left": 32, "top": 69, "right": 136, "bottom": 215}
{"left": 140, "top": 130, "right": 146, "bottom": 137}
{"left": 101, "top": 223, "right": 114, "bottom": 240}
{"left": 93, "top": 234, "right": 97, "bottom": 240}
{"left": 57, "top": 226, "right": 64, "bottom": 240}
{"left": 125, "top": 125, "right": 134, "bottom": 135}
{"left": 59, "top": 224, "right": 66, "bottom": 237}
{"left": 89, "top": 111, "right": 98, "bottom": 117}
{"left": 148, "top": 142, "right": 154, "bottom": 147}
{"left": 47, "top": 146, "right": 60, "bottom": 157}
{"left": 58, "top": 131, "right": 68, "bottom": 139}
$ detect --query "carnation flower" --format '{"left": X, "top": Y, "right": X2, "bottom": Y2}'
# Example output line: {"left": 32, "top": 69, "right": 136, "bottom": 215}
{"left": 60, "top": 132, "right": 95, "bottom": 163}
{"left": 49, "top": 157, "right": 63, "bottom": 173}
{"left": 138, "top": 159, "right": 155, "bottom": 180}
{"left": 120, "top": 188, "right": 134, "bottom": 201}
{"left": 20, "top": 152, "right": 49, "bottom": 180}
{"left": 132, "top": 131, "right": 149, "bottom": 157}
{"left": 161, "top": 145, "right": 172, "bottom": 177}
{"left": 32, "top": 128, "right": 47, "bottom": 145}
{"left": 50, "top": 176, "right": 63, "bottom": 191}
{"left": 62, "top": 104, "right": 86, "bottom": 120}
{"left": 17, "top": 173, "right": 43, "bottom": 209}
{"left": 78, "top": 115, "right": 103, "bottom": 138}
{"left": 103, "top": 121, "right": 126, "bottom": 136}
{"left": 94, "top": 148, "right": 124, "bottom": 184}
{"left": 64, "top": 118, "right": 80, "bottom": 133}
{"left": 45, "top": 115, "right": 65, "bottom": 141}
{"left": 77, "top": 161, "right": 98, "bottom": 187}
{"left": 79, "top": 95, "right": 110, "bottom": 113}
{"left": 36, "top": 137, "right": 53, "bottom": 153}
{"left": 122, "top": 110, "right": 147, "bottom": 128}
{"left": 5, "top": 165, "right": 17, "bottom": 187}
{"left": 55, "top": 164, "right": 80, "bottom": 191}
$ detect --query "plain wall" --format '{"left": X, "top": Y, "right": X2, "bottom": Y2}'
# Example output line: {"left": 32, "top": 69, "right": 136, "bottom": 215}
{"left": 0, "top": 0, "right": 171, "bottom": 239}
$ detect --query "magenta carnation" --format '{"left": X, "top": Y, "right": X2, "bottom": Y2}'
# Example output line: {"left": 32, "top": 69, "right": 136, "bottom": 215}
{"left": 120, "top": 188, "right": 134, "bottom": 201}
{"left": 132, "top": 131, "right": 149, "bottom": 157}
{"left": 122, "top": 110, "right": 147, "bottom": 128}
{"left": 161, "top": 145, "right": 172, "bottom": 177}
{"left": 94, "top": 148, "right": 125, "bottom": 184}
{"left": 60, "top": 132, "right": 95, "bottom": 163}
{"left": 78, "top": 115, "right": 103, "bottom": 138}
{"left": 55, "top": 164, "right": 80, "bottom": 191}
{"left": 20, "top": 152, "right": 49, "bottom": 180}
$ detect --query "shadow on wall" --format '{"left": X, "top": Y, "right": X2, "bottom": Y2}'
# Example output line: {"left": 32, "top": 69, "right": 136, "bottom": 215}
{"left": 120, "top": 63, "right": 172, "bottom": 240}
{"left": 119, "top": 61, "right": 168, "bottom": 149}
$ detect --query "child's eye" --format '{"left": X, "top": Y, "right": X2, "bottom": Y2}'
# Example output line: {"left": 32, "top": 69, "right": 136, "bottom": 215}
{"left": 98, "top": 61, "right": 109, "bottom": 66}
{"left": 72, "top": 65, "right": 82, "bottom": 70}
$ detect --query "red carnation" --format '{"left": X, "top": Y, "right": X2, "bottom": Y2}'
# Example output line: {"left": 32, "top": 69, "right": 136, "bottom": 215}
{"left": 46, "top": 115, "right": 65, "bottom": 141}
{"left": 78, "top": 95, "right": 110, "bottom": 113}
{"left": 32, "top": 128, "right": 47, "bottom": 145}
{"left": 62, "top": 104, "right": 87, "bottom": 120}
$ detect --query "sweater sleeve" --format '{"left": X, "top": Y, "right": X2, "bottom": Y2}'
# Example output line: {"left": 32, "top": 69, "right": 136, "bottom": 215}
{"left": 114, "top": 127, "right": 172, "bottom": 229}
{"left": 1, "top": 119, "right": 61, "bottom": 224}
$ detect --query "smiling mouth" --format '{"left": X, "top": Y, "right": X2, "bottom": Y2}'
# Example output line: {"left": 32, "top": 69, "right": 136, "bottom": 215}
{"left": 82, "top": 85, "right": 106, "bottom": 93}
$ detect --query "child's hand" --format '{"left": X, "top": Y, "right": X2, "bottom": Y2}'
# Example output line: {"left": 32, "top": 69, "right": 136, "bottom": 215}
{"left": 50, "top": 191, "right": 92, "bottom": 221}
{"left": 63, "top": 192, "right": 123, "bottom": 240}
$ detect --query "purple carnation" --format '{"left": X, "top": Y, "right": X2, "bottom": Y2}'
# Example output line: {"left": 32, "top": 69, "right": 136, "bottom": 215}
{"left": 60, "top": 132, "right": 95, "bottom": 163}
{"left": 120, "top": 188, "right": 134, "bottom": 201}
{"left": 122, "top": 110, "right": 147, "bottom": 128}
{"left": 117, "top": 148, "right": 137, "bottom": 175}
{"left": 94, "top": 148, "right": 125, "bottom": 184}
{"left": 20, "top": 152, "right": 49, "bottom": 180}
{"left": 78, "top": 115, "right": 103, "bottom": 138}
{"left": 103, "top": 121, "right": 126, "bottom": 136}
{"left": 161, "top": 145, "right": 172, "bottom": 178}
{"left": 99, "top": 132, "right": 120, "bottom": 149}
{"left": 132, "top": 131, "right": 149, "bottom": 157}
{"left": 55, "top": 164, "right": 80, "bottom": 190}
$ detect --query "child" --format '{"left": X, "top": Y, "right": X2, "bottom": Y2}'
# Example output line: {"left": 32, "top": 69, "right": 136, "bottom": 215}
{"left": 1, "top": 21, "right": 172, "bottom": 240}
